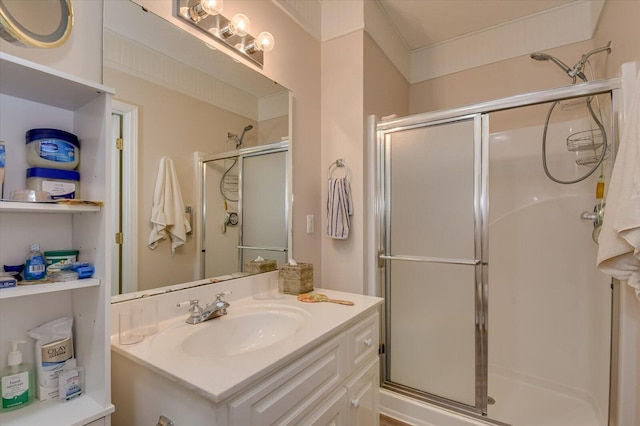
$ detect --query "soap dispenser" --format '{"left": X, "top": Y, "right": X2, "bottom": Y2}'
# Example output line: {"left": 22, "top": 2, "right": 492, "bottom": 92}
{"left": 1, "top": 340, "right": 35, "bottom": 412}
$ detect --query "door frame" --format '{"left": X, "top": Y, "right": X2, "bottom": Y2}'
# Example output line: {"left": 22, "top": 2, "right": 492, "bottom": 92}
{"left": 111, "top": 100, "right": 139, "bottom": 296}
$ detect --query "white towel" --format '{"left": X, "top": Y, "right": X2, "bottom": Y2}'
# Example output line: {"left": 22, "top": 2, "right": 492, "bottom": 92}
{"left": 148, "top": 157, "right": 191, "bottom": 254}
{"left": 326, "top": 177, "right": 353, "bottom": 239}
{"left": 597, "top": 71, "right": 640, "bottom": 300}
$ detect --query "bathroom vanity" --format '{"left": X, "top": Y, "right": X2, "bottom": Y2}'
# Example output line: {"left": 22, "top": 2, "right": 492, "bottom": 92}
{"left": 111, "top": 274, "right": 383, "bottom": 425}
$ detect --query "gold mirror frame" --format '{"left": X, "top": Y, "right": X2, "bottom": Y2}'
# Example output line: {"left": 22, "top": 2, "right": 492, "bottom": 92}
{"left": 0, "top": 0, "right": 73, "bottom": 48}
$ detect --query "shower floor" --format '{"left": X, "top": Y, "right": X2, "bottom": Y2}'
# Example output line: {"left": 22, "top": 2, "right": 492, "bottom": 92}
{"left": 487, "top": 372, "right": 602, "bottom": 426}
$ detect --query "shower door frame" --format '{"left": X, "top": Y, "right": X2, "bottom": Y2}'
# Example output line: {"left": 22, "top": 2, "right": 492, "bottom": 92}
{"left": 375, "top": 77, "right": 621, "bottom": 424}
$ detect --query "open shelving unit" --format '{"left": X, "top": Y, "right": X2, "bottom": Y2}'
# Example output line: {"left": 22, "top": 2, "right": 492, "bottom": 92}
{"left": 0, "top": 52, "right": 115, "bottom": 425}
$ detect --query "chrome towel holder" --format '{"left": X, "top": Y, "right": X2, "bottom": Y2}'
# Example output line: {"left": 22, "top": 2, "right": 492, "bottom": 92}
{"left": 328, "top": 158, "right": 351, "bottom": 181}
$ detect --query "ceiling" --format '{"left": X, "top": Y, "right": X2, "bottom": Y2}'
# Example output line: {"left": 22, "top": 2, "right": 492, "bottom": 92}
{"left": 377, "top": 0, "right": 577, "bottom": 50}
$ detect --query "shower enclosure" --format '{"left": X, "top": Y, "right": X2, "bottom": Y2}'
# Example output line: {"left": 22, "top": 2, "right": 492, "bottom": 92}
{"left": 198, "top": 141, "right": 289, "bottom": 278}
{"left": 375, "top": 79, "right": 620, "bottom": 426}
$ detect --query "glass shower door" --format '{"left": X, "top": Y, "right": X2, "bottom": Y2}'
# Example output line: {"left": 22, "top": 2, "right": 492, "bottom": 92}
{"left": 240, "top": 150, "right": 288, "bottom": 266}
{"left": 380, "top": 114, "right": 487, "bottom": 414}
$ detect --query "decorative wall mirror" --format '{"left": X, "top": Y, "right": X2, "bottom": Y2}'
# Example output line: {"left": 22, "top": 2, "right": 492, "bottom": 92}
{"left": 105, "top": 0, "right": 292, "bottom": 302}
{"left": 0, "top": 0, "right": 73, "bottom": 48}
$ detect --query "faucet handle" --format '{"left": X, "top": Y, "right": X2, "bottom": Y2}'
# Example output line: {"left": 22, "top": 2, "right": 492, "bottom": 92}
{"left": 215, "top": 291, "right": 232, "bottom": 301}
{"left": 177, "top": 299, "right": 204, "bottom": 315}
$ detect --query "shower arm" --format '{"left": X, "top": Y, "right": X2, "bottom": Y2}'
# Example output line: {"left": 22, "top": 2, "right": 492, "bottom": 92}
{"left": 568, "top": 42, "right": 612, "bottom": 81}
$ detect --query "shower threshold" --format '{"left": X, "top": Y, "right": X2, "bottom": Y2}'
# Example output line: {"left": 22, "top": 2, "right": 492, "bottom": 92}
{"left": 487, "top": 372, "right": 603, "bottom": 426}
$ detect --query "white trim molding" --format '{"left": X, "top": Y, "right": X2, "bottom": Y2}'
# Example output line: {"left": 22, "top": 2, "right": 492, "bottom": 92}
{"left": 409, "top": 0, "right": 606, "bottom": 84}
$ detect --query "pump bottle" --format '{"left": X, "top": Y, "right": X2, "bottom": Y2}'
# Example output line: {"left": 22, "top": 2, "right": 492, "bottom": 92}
{"left": 1, "top": 340, "right": 35, "bottom": 412}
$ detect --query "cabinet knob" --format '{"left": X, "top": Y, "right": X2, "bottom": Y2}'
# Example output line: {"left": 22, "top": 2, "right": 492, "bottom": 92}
{"left": 363, "top": 338, "right": 373, "bottom": 347}
{"left": 351, "top": 398, "right": 360, "bottom": 408}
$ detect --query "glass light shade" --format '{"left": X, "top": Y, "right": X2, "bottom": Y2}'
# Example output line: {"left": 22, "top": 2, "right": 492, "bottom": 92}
{"left": 200, "top": 0, "right": 223, "bottom": 16}
{"left": 255, "top": 32, "right": 275, "bottom": 53}
{"left": 230, "top": 13, "right": 250, "bottom": 37}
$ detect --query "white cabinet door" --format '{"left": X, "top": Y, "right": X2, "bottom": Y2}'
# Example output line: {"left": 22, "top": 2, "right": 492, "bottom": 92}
{"left": 346, "top": 357, "right": 380, "bottom": 426}
{"left": 295, "top": 388, "right": 348, "bottom": 426}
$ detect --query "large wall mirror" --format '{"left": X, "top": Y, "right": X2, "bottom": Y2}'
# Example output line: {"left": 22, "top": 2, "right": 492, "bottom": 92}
{"left": 105, "top": 0, "right": 292, "bottom": 302}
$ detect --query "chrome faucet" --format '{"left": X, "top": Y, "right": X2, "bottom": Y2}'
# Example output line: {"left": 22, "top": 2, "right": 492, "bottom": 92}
{"left": 177, "top": 291, "right": 232, "bottom": 324}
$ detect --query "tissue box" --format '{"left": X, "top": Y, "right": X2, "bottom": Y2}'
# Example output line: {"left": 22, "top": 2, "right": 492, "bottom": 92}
{"left": 278, "top": 262, "right": 313, "bottom": 295}
{"left": 244, "top": 259, "right": 277, "bottom": 274}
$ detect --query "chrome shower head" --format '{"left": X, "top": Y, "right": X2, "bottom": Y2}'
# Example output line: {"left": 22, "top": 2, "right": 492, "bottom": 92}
{"left": 530, "top": 52, "right": 573, "bottom": 75}
{"left": 238, "top": 125, "right": 253, "bottom": 146}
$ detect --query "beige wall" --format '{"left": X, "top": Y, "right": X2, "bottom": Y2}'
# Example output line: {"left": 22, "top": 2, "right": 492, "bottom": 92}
{"left": 321, "top": 30, "right": 365, "bottom": 293}
{"left": 364, "top": 33, "right": 410, "bottom": 120}
{"left": 594, "top": 0, "right": 640, "bottom": 79}
{"left": 409, "top": 1, "right": 640, "bottom": 117}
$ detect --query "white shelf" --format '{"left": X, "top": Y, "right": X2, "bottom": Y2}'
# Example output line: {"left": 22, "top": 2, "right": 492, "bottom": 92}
{"left": 0, "top": 278, "right": 100, "bottom": 300}
{"left": 0, "top": 52, "right": 114, "bottom": 110}
{"left": 0, "top": 201, "right": 101, "bottom": 214}
{"left": 0, "top": 394, "right": 115, "bottom": 426}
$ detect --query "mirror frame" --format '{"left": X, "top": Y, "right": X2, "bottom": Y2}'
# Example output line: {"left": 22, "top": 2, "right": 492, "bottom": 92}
{"left": 0, "top": 0, "right": 73, "bottom": 48}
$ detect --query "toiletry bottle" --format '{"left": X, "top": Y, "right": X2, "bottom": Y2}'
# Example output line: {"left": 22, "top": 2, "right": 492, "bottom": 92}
{"left": 1, "top": 340, "right": 35, "bottom": 412}
{"left": 58, "top": 358, "right": 83, "bottom": 401}
{"left": 24, "top": 244, "right": 46, "bottom": 280}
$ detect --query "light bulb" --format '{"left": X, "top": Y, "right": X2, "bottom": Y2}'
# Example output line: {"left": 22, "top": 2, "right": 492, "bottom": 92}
{"left": 230, "top": 14, "right": 251, "bottom": 37}
{"left": 218, "top": 13, "right": 251, "bottom": 39}
{"left": 254, "top": 32, "right": 275, "bottom": 53}
{"left": 189, "top": 0, "right": 223, "bottom": 22}
{"left": 244, "top": 32, "right": 275, "bottom": 55}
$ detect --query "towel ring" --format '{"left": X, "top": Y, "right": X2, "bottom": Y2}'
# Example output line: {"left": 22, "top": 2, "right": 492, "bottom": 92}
{"left": 328, "top": 159, "right": 351, "bottom": 181}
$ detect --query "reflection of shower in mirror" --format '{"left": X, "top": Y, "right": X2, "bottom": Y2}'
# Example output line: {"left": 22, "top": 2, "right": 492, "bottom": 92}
{"left": 221, "top": 125, "right": 254, "bottom": 203}
{"left": 227, "top": 125, "right": 253, "bottom": 149}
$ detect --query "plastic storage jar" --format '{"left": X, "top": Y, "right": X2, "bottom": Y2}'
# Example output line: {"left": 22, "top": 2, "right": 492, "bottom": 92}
{"left": 44, "top": 250, "right": 79, "bottom": 267}
{"left": 26, "top": 128, "right": 80, "bottom": 170}
{"left": 26, "top": 168, "right": 80, "bottom": 199}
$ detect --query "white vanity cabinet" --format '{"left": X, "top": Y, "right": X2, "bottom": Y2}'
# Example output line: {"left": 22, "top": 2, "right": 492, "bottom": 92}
{"left": 0, "top": 53, "right": 114, "bottom": 425}
{"left": 111, "top": 296, "right": 381, "bottom": 426}
{"left": 229, "top": 312, "right": 380, "bottom": 426}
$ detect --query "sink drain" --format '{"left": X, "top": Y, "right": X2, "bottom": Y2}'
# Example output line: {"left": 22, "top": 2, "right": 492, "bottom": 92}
{"left": 488, "top": 396, "right": 496, "bottom": 405}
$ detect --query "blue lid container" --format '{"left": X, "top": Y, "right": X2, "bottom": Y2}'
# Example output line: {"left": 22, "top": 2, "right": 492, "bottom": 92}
{"left": 26, "top": 129, "right": 80, "bottom": 148}
{"left": 26, "top": 167, "right": 80, "bottom": 180}
{"left": 26, "top": 128, "right": 80, "bottom": 170}
{"left": 26, "top": 167, "right": 80, "bottom": 199}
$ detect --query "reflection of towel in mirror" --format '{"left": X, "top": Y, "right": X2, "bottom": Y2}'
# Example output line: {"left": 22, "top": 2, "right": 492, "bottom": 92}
{"left": 597, "top": 71, "right": 640, "bottom": 300}
{"left": 148, "top": 156, "right": 191, "bottom": 254}
{"left": 327, "top": 177, "right": 353, "bottom": 239}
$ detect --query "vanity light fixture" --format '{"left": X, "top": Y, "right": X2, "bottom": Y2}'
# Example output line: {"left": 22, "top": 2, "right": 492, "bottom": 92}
{"left": 176, "top": 0, "right": 275, "bottom": 68}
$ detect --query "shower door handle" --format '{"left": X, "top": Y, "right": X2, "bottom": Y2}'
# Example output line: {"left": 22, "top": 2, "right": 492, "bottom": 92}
{"left": 379, "top": 254, "right": 481, "bottom": 266}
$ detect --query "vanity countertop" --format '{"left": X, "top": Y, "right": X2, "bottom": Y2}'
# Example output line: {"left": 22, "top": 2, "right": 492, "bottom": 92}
{"left": 111, "top": 289, "right": 383, "bottom": 403}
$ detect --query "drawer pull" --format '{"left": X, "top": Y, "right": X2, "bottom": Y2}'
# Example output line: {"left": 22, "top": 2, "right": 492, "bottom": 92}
{"left": 351, "top": 398, "right": 360, "bottom": 408}
{"left": 363, "top": 338, "right": 373, "bottom": 347}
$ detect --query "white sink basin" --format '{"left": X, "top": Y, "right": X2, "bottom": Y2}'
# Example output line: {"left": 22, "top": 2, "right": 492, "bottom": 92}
{"left": 177, "top": 305, "right": 310, "bottom": 357}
